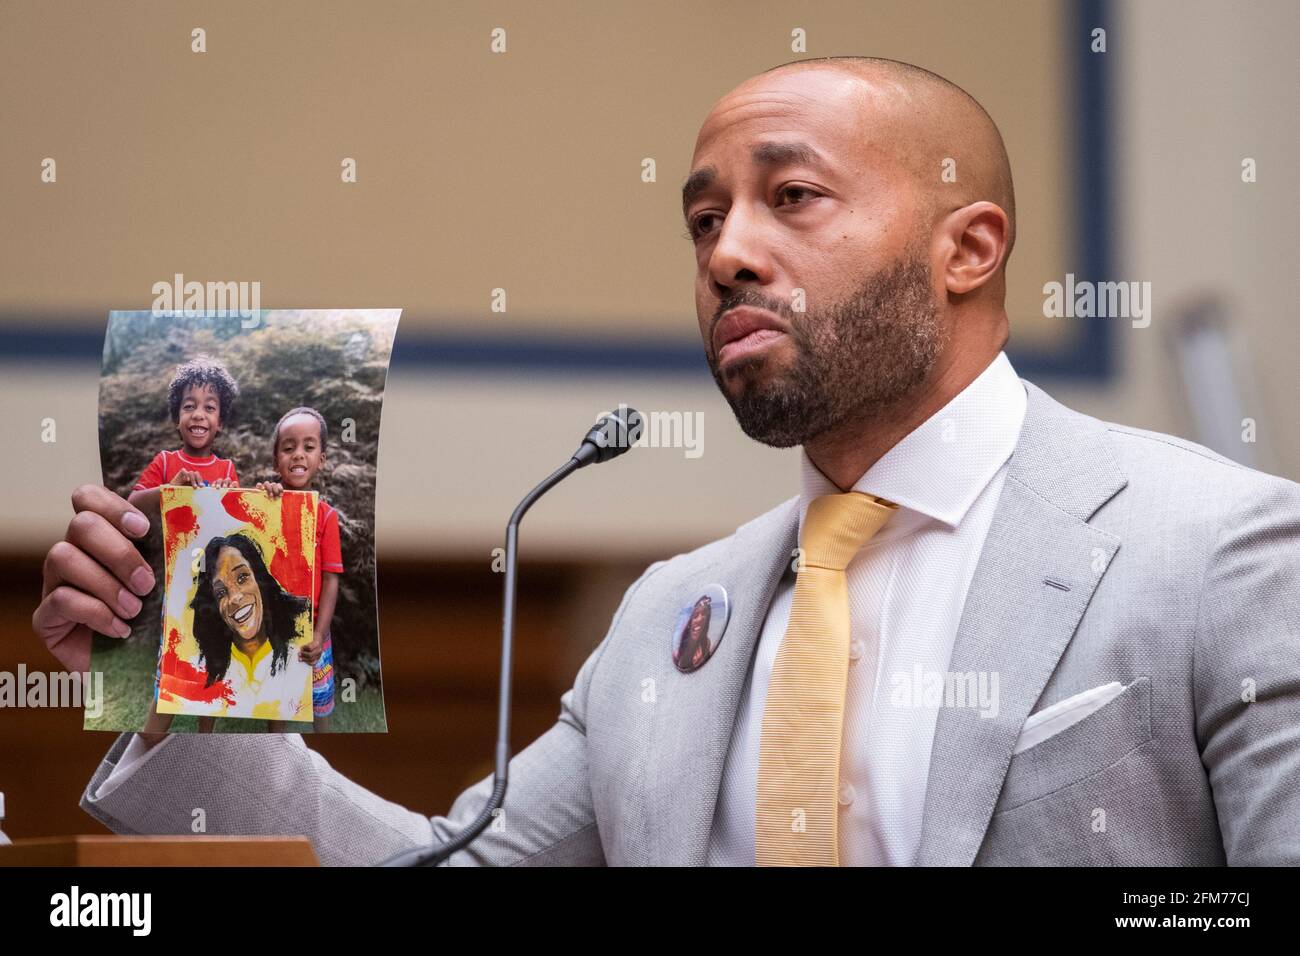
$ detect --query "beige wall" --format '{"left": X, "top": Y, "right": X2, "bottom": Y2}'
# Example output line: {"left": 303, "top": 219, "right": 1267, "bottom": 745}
{"left": 1, "top": 0, "right": 1070, "bottom": 341}
{"left": 1071, "top": 0, "right": 1299, "bottom": 483}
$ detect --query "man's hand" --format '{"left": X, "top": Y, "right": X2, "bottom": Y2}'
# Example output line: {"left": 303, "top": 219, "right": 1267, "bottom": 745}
{"left": 31, "top": 484, "right": 155, "bottom": 674}
{"left": 256, "top": 481, "right": 284, "bottom": 499}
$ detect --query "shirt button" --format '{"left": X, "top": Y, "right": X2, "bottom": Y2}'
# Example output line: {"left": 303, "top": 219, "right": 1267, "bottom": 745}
{"left": 838, "top": 784, "right": 856, "bottom": 806}
{"left": 848, "top": 640, "right": 865, "bottom": 662}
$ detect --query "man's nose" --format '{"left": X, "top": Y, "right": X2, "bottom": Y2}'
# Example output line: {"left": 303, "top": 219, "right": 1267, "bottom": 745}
{"left": 706, "top": 205, "right": 775, "bottom": 299}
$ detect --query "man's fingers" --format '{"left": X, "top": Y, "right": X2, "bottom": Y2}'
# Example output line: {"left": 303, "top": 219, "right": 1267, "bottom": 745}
{"left": 30, "top": 602, "right": 93, "bottom": 673}
{"left": 63, "top": 509, "right": 155, "bottom": 599}
{"left": 36, "top": 585, "right": 131, "bottom": 643}
{"left": 71, "top": 483, "right": 150, "bottom": 538}
{"left": 43, "top": 540, "right": 145, "bottom": 620}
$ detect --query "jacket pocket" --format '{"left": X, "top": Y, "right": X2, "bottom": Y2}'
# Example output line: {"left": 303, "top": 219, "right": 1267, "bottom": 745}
{"left": 993, "top": 676, "right": 1152, "bottom": 813}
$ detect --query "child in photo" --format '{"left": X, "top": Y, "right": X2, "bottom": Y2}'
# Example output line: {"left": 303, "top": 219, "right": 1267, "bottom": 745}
{"left": 261, "top": 407, "right": 343, "bottom": 733}
{"left": 134, "top": 356, "right": 242, "bottom": 736}
{"left": 128, "top": 356, "right": 241, "bottom": 517}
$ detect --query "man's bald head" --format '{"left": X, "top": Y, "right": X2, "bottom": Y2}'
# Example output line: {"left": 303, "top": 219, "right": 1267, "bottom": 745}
{"left": 756, "top": 56, "right": 1017, "bottom": 265}
{"left": 686, "top": 56, "right": 1017, "bottom": 452}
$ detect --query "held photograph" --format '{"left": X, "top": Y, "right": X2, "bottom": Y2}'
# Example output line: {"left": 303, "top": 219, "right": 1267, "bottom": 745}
{"left": 85, "top": 308, "right": 400, "bottom": 734}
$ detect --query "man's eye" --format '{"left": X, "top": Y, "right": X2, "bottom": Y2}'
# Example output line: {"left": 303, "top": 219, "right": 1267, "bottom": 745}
{"left": 687, "top": 212, "right": 721, "bottom": 241}
{"left": 777, "top": 185, "right": 819, "bottom": 205}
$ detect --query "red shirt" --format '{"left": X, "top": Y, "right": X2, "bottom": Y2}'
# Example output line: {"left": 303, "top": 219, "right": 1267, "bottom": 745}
{"left": 314, "top": 498, "right": 344, "bottom": 611}
{"left": 133, "top": 449, "right": 239, "bottom": 490}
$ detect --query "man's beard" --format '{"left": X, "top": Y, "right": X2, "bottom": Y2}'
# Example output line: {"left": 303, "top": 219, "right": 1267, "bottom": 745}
{"left": 708, "top": 253, "right": 944, "bottom": 448}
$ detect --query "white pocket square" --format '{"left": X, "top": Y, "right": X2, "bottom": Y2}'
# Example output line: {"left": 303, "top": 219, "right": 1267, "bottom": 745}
{"left": 1013, "top": 681, "right": 1126, "bottom": 755}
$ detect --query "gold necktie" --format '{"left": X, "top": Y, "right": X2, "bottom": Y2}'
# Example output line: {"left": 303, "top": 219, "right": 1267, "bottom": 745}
{"left": 755, "top": 491, "right": 897, "bottom": 866}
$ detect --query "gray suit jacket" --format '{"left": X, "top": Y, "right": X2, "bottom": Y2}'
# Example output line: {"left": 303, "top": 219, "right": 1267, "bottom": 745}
{"left": 80, "top": 381, "right": 1300, "bottom": 865}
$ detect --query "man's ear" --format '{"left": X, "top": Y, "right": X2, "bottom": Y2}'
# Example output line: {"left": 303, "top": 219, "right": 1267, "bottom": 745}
{"left": 937, "top": 201, "right": 1010, "bottom": 295}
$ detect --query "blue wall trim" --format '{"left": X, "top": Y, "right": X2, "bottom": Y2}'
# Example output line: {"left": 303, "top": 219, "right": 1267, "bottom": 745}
{"left": 0, "top": 0, "right": 1112, "bottom": 381}
{"left": 1010, "top": 0, "right": 1114, "bottom": 380}
{"left": 0, "top": 320, "right": 712, "bottom": 375}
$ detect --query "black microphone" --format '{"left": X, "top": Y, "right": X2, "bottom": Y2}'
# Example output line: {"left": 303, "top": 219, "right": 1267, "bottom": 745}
{"left": 572, "top": 404, "right": 644, "bottom": 468}
{"left": 378, "top": 406, "right": 641, "bottom": 867}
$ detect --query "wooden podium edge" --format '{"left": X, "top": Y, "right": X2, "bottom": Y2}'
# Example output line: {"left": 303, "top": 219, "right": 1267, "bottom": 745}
{"left": 0, "top": 835, "right": 320, "bottom": 867}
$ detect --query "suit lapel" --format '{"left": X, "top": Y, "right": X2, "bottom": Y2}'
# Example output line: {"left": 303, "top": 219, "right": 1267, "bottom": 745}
{"left": 915, "top": 382, "right": 1127, "bottom": 865}
{"left": 646, "top": 497, "right": 799, "bottom": 865}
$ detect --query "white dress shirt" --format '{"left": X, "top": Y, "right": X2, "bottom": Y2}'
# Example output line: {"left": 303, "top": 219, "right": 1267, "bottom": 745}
{"left": 706, "top": 350, "right": 1027, "bottom": 865}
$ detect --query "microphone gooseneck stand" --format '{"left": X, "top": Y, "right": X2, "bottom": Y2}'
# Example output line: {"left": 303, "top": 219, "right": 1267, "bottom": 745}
{"left": 378, "top": 407, "right": 641, "bottom": 867}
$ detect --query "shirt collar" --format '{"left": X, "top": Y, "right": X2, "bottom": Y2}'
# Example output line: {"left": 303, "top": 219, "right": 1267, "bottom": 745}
{"left": 175, "top": 450, "right": 217, "bottom": 465}
{"left": 798, "top": 351, "right": 1027, "bottom": 542}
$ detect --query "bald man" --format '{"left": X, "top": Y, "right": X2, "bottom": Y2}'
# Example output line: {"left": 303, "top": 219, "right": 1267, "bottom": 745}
{"left": 35, "top": 57, "right": 1300, "bottom": 865}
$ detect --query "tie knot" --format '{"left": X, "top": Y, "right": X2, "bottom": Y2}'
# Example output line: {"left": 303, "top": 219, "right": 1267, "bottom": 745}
{"left": 801, "top": 492, "right": 897, "bottom": 571}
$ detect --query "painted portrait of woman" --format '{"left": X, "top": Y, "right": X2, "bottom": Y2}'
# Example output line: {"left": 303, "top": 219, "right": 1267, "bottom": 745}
{"left": 674, "top": 593, "right": 713, "bottom": 672}
{"left": 188, "top": 532, "right": 312, "bottom": 719}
